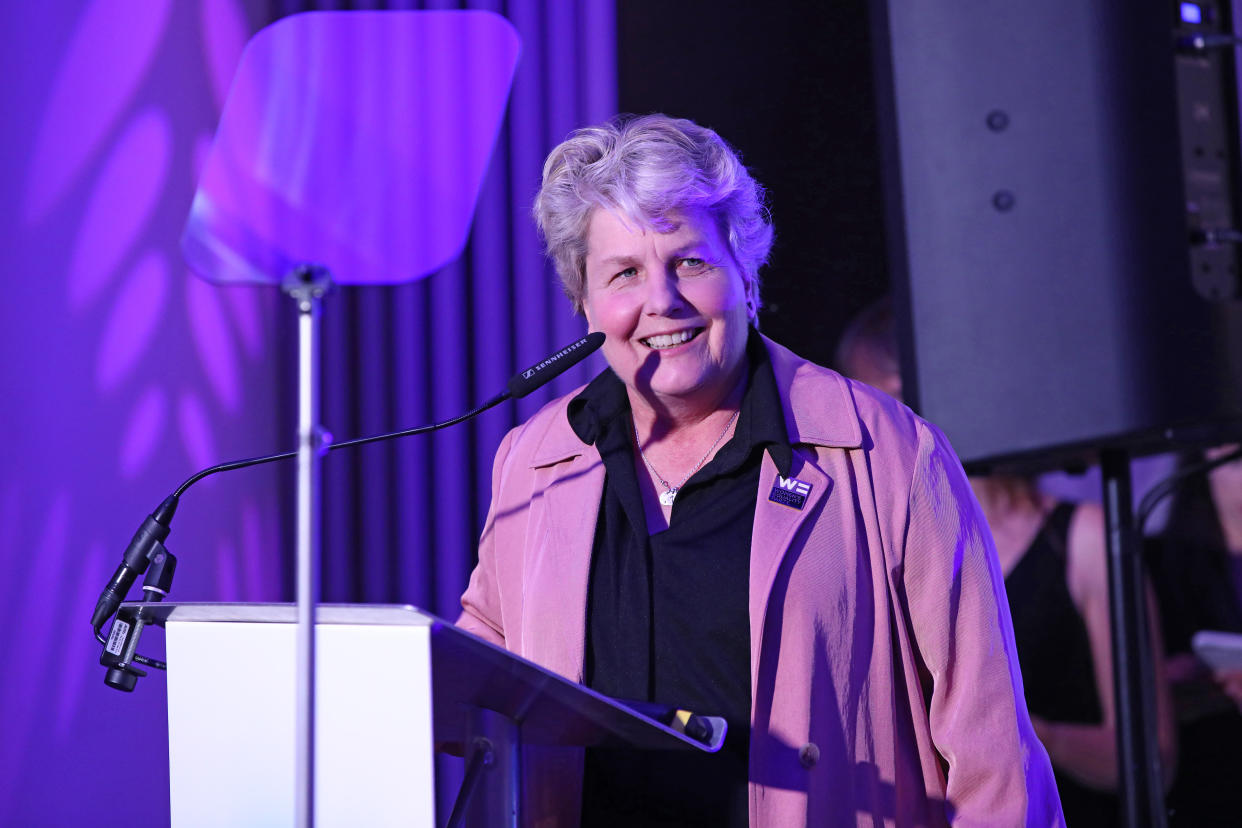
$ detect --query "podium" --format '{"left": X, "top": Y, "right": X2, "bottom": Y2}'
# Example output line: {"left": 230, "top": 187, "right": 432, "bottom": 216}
{"left": 132, "top": 602, "right": 725, "bottom": 827}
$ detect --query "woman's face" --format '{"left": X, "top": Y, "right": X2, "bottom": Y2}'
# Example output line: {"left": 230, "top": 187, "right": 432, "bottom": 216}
{"left": 582, "top": 207, "right": 751, "bottom": 413}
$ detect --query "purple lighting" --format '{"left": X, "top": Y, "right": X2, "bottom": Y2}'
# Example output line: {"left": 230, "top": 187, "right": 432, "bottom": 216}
{"left": 67, "top": 110, "right": 172, "bottom": 312}
{"left": 95, "top": 251, "right": 169, "bottom": 392}
{"left": 56, "top": 540, "right": 110, "bottom": 736}
{"left": 239, "top": 497, "right": 271, "bottom": 600}
{"left": 200, "top": 0, "right": 249, "bottom": 111}
{"left": 185, "top": 275, "right": 241, "bottom": 411}
{"left": 223, "top": 287, "right": 266, "bottom": 357}
{"left": 22, "top": 0, "right": 171, "bottom": 224}
{"left": 0, "top": 491, "right": 71, "bottom": 814}
{"left": 0, "top": 486, "right": 18, "bottom": 608}
{"left": 1, "top": 0, "right": 617, "bottom": 822}
{"left": 216, "top": 540, "right": 241, "bottom": 602}
{"left": 183, "top": 11, "right": 521, "bottom": 286}
{"left": 178, "top": 389, "right": 218, "bottom": 469}
{"left": 118, "top": 386, "right": 169, "bottom": 479}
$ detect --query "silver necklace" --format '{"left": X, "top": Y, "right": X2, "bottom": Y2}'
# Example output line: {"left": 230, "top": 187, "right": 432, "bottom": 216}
{"left": 634, "top": 410, "right": 740, "bottom": 507}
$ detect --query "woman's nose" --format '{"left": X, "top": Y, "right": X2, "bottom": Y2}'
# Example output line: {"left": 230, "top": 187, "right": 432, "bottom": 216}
{"left": 643, "top": 268, "right": 684, "bottom": 315}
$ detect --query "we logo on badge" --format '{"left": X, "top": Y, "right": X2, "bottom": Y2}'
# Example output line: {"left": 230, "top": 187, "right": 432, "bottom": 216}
{"left": 769, "top": 475, "right": 812, "bottom": 510}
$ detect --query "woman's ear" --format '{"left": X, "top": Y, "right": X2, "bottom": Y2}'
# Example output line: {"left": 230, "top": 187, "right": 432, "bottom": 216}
{"left": 745, "top": 277, "right": 760, "bottom": 321}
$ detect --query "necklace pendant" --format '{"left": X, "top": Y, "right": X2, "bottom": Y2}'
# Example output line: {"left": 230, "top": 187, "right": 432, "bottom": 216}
{"left": 659, "top": 489, "right": 678, "bottom": 507}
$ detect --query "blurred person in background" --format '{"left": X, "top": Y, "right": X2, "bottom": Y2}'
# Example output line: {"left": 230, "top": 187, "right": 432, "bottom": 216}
{"left": 1147, "top": 444, "right": 1242, "bottom": 826}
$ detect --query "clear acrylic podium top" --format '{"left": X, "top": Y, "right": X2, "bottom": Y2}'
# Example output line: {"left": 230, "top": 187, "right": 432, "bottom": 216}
{"left": 182, "top": 11, "right": 521, "bottom": 287}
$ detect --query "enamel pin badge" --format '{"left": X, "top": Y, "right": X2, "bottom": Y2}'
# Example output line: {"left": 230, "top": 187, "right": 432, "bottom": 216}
{"left": 769, "top": 475, "right": 813, "bottom": 510}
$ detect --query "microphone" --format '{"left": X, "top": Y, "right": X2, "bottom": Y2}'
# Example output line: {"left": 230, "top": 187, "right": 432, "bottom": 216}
{"left": 614, "top": 698, "right": 722, "bottom": 746}
{"left": 91, "top": 331, "right": 606, "bottom": 644}
{"left": 507, "top": 331, "right": 604, "bottom": 399}
{"left": 90, "top": 495, "right": 178, "bottom": 632}
{"left": 98, "top": 541, "right": 179, "bottom": 691}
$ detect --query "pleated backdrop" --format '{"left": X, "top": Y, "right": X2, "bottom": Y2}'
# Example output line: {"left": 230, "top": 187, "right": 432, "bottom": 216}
{"left": 275, "top": 0, "right": 618, "bottom": 616}
{"left": 0, "top": 0, "right": 614, "bottom": 823}
{"left": 272, "top": 0, "right": 618, "bottom": 814}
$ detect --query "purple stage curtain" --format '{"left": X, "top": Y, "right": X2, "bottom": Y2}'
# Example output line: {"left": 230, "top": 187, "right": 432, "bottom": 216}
{"left": 276, "top": 0, "right": 618, "bottom": 820}
{"left": 0, "top": 2, "right": 289, "bottom": 825}
{"left": 280, "top": 0, "right": 617, "bottom": 621}
{"left": 0, "top": 0, "right": 614, "bottom": 824}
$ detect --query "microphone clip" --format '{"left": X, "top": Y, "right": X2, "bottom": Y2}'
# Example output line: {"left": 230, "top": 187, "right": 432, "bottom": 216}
{"left": 98, "top": 546, "right": 177, "bottom": 692}
{"left": 100, "top": 605, "right": 149, "bottom": 692}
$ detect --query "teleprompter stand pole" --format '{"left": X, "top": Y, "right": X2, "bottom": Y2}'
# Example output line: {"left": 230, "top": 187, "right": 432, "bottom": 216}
{"left": 284, "top": 266, "right": 332, "bottom": 828}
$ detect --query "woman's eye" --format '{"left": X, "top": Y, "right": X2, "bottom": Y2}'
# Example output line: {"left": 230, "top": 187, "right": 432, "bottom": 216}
{"left": 678, "top": 257, "right": 707, "bottom": 271}
{"left": 614, "top": 266, "right": 638, "bottom": 281}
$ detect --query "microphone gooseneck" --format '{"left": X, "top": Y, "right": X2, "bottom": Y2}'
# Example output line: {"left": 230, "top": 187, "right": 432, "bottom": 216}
{"left": 168, "top": 330, "right": 607, "bottom": 498}
{"left": 92, "top": 331, "right": 606, "bottom": 683}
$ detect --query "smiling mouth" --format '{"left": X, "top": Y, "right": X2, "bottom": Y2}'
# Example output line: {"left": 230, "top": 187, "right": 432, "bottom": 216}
{"left": 641, "top": 328, "right": 703, "bottom": 350}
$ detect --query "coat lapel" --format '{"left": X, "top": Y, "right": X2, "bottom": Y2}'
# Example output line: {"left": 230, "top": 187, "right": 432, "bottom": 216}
{"left": 746, "top": 335, "right": 862, "bottom": 692}
{"left": 521, "top": 435, "right": 605, "bottom": 682}
{"left": 748, "top": 448, "right": 833, "bottom": 683}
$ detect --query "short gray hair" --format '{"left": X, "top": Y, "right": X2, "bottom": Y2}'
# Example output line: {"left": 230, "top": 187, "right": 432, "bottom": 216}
{"left": 533, "top": 113, "right": 774, "bottom": 318}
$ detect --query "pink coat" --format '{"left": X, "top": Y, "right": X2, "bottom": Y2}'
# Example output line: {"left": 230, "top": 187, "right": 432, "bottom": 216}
{"left": 458, "top": 336, "right": 1063, "bottom": 827}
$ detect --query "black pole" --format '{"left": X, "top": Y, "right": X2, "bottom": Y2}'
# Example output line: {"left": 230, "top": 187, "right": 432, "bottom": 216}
{"left": 1101, "top": 449, "right": 1165, "bottom": 827}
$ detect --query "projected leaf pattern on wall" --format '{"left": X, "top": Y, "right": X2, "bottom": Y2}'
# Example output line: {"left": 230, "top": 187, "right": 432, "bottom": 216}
{"left": 0, "top": 0, "right": 282, "bottom": 814}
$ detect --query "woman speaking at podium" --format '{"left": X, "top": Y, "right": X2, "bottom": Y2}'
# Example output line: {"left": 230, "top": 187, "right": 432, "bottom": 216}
{"left": 458, "top": 114, "right": 1062, "bottom": 826}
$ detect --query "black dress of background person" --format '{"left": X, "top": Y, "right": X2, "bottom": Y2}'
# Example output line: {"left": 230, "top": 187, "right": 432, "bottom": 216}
{"left": 1146, "top": 455, "right": 1242, "bottom": 826}
{"left": 1007, "top": 502, "right": 1120, "bottom": 826}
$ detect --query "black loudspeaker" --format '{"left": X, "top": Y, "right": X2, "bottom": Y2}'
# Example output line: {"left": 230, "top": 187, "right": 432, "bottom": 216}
{"left": 870, "top": 0, "right": 1242, "bottom": 471}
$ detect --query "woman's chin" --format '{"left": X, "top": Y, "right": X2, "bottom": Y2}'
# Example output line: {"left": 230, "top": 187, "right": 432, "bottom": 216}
{"left": 644, "top": 371, "right": 720, "bottom": 406}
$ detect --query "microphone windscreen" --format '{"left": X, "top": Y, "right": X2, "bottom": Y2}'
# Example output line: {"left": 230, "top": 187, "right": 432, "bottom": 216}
{"left": 506, "top": 331, "right": 605, "bottom": 399}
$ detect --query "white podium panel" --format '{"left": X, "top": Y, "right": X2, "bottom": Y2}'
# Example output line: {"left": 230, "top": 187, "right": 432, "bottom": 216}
{"left": 134, "top": 601, "right": 724, "bottom": 827}
{"left": 165, "top": 610, "right": 433, "bottom": 827}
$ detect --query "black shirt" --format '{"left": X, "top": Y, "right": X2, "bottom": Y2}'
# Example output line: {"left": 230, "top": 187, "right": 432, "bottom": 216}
{"left": 567, "top": 330, "right": 791, "bottom": 827}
